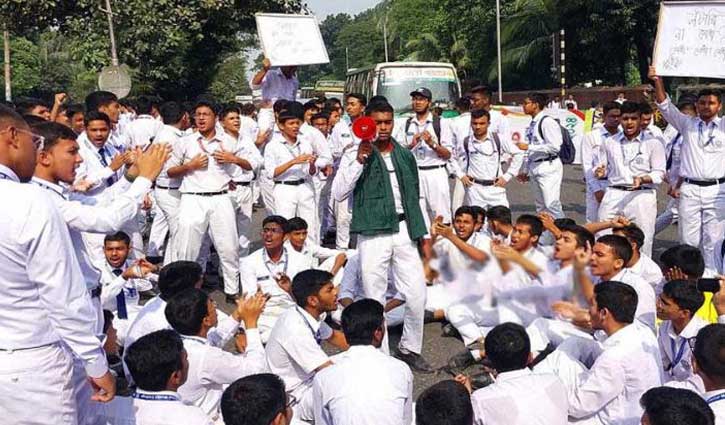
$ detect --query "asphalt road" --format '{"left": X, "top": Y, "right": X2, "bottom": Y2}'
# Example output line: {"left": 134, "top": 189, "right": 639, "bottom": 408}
{"left": 209, "top": 163, "right": 679, "bottom": 398}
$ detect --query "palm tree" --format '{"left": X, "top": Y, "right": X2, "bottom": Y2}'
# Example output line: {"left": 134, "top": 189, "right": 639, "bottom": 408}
{"left": 404, "top": 33, "right": 447, "bottom": 62}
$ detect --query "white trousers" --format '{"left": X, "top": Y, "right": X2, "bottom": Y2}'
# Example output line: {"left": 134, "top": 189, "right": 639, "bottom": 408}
{"left": 0, "top": 343, "right": 76, "bottom": 425}
{"left": 598, "top": 187, "right": 657, "bottom": 257}
{"left": 315, "top": 176, "right": 333, "bottom": 238}
{"left": 230, "top": 184, "right": 254, "bottom": 257}
{"left": 445, "top": 298, "right": 498, "bottom": 346}
{"left": 334, "top": 198, "right": 352, "bottom": 249}
{"left": 258, "top": 172, "right": 276, "bottom": 216}
{"left": 678, "top": 182, "right": 725, "bottom": 270}
{"left": 149, "top": 188, "right": 181, "bottom": 260}
{"left": 418, "top": 167, "right": 452, "bottom": 223}
{"left": 172, "top": 194, "right": 240, "bottom": 294}
{"left": 529, "top": 158, "right": 565, "bottom": 218}
{"left": 425, "top": 283, "right": 460, "bottom": 312}
{"left": 273, "top": 182, "right": 318, "bottom": 243}
{"left": 358, "top": 221, "right": 426, "bottom": 354}
{"left": 655, "top": 197, "right": 679, "bottom": 235}
{"left": 585, "top": 188, "right": 601, "bottom": 224}
{"left": 451, "top": 177, "right": 465, "bottom": 213}
{"left": 464, "top": 183, "right": 509, "bottom": 209}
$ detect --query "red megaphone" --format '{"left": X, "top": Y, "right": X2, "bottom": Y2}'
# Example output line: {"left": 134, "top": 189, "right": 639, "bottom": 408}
{"left": 352, "top": 117, "right": 377, "bottom": 141}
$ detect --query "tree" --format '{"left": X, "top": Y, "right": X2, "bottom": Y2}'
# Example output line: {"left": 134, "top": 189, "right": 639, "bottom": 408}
{"left": 208, "top": 54, "right": 250, "bottom": 103}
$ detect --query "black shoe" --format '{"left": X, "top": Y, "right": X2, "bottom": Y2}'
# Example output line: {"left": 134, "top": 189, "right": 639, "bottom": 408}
{"left": 441, "top": 323, "right": 462, "bottom": 340}
{"left": 225, "top": 293, "right": 238, "bottom": 305}
{"left": 394, "top": 350, "right": 436, "bottom": 373}
{"left": 447, "top": 349, "right": 478, "bottom": 370}
{"left": 424, "top": 310, "right": 437, "bottom": 324}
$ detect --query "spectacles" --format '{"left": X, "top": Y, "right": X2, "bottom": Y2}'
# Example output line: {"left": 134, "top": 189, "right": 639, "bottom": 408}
{"left": 0, "top": 127, "right": 45, "bottom": 150}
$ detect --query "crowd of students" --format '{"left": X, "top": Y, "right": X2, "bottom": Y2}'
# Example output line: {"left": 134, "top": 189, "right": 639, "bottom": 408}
{"left": 1, "top": 59, "right": 725, "bottom": 425}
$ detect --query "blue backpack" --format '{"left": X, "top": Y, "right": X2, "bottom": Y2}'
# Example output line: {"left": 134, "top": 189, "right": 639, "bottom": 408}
{"left": 538, "top": 115, "right": 576, "bottom": 164}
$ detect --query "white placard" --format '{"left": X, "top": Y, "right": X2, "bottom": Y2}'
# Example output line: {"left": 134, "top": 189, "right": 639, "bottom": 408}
{"left": 653, "top": 1, "right": 725, "bottom": 78}
{"left": 255, "top": 13, "right": 330, "bottom": 67}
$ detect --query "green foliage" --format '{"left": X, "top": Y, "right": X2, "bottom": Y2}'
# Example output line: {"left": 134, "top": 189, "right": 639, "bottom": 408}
{"left": 208, "top": 54, "right": 250, "bottom": 103}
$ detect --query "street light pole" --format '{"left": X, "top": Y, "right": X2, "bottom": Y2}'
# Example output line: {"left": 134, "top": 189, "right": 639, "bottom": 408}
{"left": 496, "top": 0, "right": 503, "bottom": 103}
{"left": 3, "top": 29, "right": 10, "bottom": 102}
{"left": 383, "top": 13, "right": 389, "bottom": 62}
{"left": 102, "top": 0, "right": 119, "bottom": 66}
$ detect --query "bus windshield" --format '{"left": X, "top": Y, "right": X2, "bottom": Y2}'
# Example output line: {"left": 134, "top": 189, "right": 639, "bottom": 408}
{"left": 376, "top": 66, "right": 460, "bottom": 113}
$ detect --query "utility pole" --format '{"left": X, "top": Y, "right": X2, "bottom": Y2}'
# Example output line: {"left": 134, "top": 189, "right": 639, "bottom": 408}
{"left": 3, "top": 29, "right": 10, "bottom": 102}
{"left": 559, "top": 28, "right": 566, "bottom": 98}
{"left": 346, "top": 47, "right": 349, "bottom": 71}
{"left": 496, "top": 0, "right": 503, "bottom": 103}
{"left": 101, "top": 0, "right": 119, "bottom": 66}
{"left": 383, "top": 13, "right": 389, "bottom": 62}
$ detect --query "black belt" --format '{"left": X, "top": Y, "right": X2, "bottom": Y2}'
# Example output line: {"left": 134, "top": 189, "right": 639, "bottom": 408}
{"left": 233, "top": 181, "right": 252, "bottom": 186}
{"left": 683, "top": 177, "right": 725, "bottom": 187}
{"left": 533, "top": 155, "right": 559, "bottom": 163}
{"left": 183, "top": 190, "right": 228, "bottom": 196}
{"left": 609, "top": 185, "right": 651, "bottom": 192}
{"left": 155, "top": 185, "right": 179, "bottom": 190}
{"left": 418, "top": 164, "right": 447, "bottom": 171}
{"left": 397, "top": 213, "right": 406, "bottom": 222}
{"left": 472, "top": 178, "right": 495, "bottom": 186}
{"left": 89, "top": 286, "right": 101, "bottom": 298}
{"left": 274, "top": 180, "right": 305, "bottom": 186}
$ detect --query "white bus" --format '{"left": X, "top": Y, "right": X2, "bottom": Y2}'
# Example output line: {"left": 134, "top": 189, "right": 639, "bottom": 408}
{"left": 345, "top": 62, "right": 461, "bottom": 117}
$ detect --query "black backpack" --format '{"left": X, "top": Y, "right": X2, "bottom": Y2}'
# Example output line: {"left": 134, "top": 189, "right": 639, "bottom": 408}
{"left": 538, "top": 115, "right": 575, "bottom": 164}
{"left": 405, "top": 115, "right": 442, "bottom": 142}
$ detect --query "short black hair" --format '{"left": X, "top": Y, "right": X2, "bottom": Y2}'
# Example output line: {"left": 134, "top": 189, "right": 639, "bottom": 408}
{"left": 560, "top": 225, "right": 595, "bottom": 249}
{"left": 0, "top": 104, "right": 26, "bottom": 127}
{"left": 454, "top": 205, "right": 476, "bottom": 221}
{"left": 262, "top": 215, "right": 288, "bottom": 233}
{"left": 303, "top": 100, "right": 318, "bottom": 113}
{"left": 660, "top": 245, "right": 705, "bottom": 279}
{"left": 347, "top": 93, "right": 367, "bottom": 106}
{"left": 484, "top": 323, "right": 530, "bottom": 372}
{"left": 470, "top": 109, "right": 490, "bottom": 121}
{"left": 640, "top": 387, "right": 714, "bottom": 425}
{"left": 470, "top": 205, "right": 486, "bottom": 221}
{"left": 554, "top": 217, "right": 576, "bottom": 228}
{"left": 85, "top": 91, "right": 118, "bottom": 113}
{"left": 594, "top": 281, "right": 638, "bottom": 324}
{"left": 663, "top": 279, "right": 704, "bottom": 316}
{"left": 15, "top": 97, "right": 48, "bottom": 115}
{"left": 368, "top": 95, "right": 388, "bottom": 106}
{"left": 159, "top": 101, "right": 185, "bottom": 125}
{"left": 286, "top": 217, "right": 308, "bottom": 232}
{"left": 311, "top": 112, "right": 329, "bottom": 122}
{"left": 596, "top": 234, "right": 633, "bottom": 265}
{"left": 365, "top": 101, "right": 394, "bottom": 116}
{"left": 516, "top": 214, "right": 543, "bottom": 237}
{"left": 104, "top": 231, "right": 131, "bottom": 246}
{"left": 619, "top": 101, "right": 641, "bottom": 115}
{"left": 194, "top": 100, "right": 217, "bottom": 116}
{"left": 455, "top": 96, "right": 471, "bottom": 111}
{"left": 602, "top": 101, "right": 621, "bottom": 115}
{"left": 125, "top": 329, "right": 185, "bottom": 392}
{"left": 415, "top": 380, "right": 473, "bottom": 425}
{"left": 278, "top": 101, "right": 304, "bottom": 123}
{"left": 694, "top": 324, "right": 725, "bottom": 386}
{"left": 486, "top": 205, "right": 511, "bottom": 225}
{"left": 470, "top": 85, "right": 491, "bottom": 97}
{"left": 527, "top": 93, "right": 548, "bottom": 110}
{"left": 135, "top": 96, "right": 154, "bottom": 115}
{"left": 697, "top": 89, "right": 722, "bottom": 103}
{"left": 84, "top": 110, "right": 111, "bottom": 127}
{"left": 240, "top": 103, "right": 256, "bottom": 116}
{"left": 273, "top": 99, "right": 289, "bottom": 114}
{"left": 614, "top": 224, "right": 645, "bottom": 252}
{"left": 165, "top": 289, "right": 210, "bottom": 336}
{"left": 341, "top": 299, "right": 384, "bottom": 346}
{"left": 31, "top": 121, "right": 78, "bottom": 151}
{"left": 219, "top": 104, "right": 241, "bottom": 120}
{"left": 158, "top": 261, "right": 203, "bottom": 301}
{"left": 221, "top": 374, "right": 287, "bottom": 425}
{"left": 639, "top": 102, "right": 654, "bottom": 115}
{"left": 291, "top": 269, "right": 333, "bottom": 308}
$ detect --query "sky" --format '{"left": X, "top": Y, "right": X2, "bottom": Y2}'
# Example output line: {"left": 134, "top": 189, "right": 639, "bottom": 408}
{"left": 305, "top": 0, "right": 382, "bottom": 19}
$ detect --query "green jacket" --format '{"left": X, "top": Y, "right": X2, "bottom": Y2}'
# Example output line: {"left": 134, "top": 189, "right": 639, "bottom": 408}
{"left": 349, "top": 140, "right": 427, "bottom": 240}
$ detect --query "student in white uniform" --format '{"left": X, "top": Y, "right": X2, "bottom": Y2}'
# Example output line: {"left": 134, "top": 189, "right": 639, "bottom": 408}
{"left": 221, "top": 374, "right": 295, "bottom": 425}
{"left": 656, "top": 279, "right": 708, "bottom": 385}
{"left": 219, "top": 104, "right": 263, "bottom": 257}
{"left": 415, "top": 380, "right": 474, "bottom": 425}
{"left": 300, "top": 103, "right": 333, "bottom": 243}
{"left": 396, "top": 87, "right": 453, "bottom": 225}
{"left": 285, "top": 217, "right": 347, "bottom": 283}
{"left": 125, "top": 96, "right": 164, "bottom": 150}
{"left": 167, "top": 289, "right": 268, "bottom": 423}
{"left": 459, "top": 109, "right": 522, "bottom": 208}
{"left": 103, "top": 329, "right": 212, "bottom": 425}
{"left": 0, "top": 105, "right": 115, "bottom": 424}
{"left": 456, "top": 323, "right": 569, "bottom": 425}
{"left": 651, "top": 66, "right": 725, "bottom": 271}
{"left": 250, "top": 57, "right": 298, "bottom": 134}
{"left": 85, "top": 90, "right": 130, "bottom": 152}
{"left": 239, "top": 216, "right": 309, "bottom": 338}
{"left": 449, "top": 96, "right": 472, "bottom": 212}
{"left": 594, "top": 101, "right": 666, "bottom": 257}
{"left": 313, "top": 299, "right": 413, "bottom": 425}
{"left": 612, "top": 224, "right": 663, "bottom": 289}
{"left": 167, "top": 101, "right": 240, "bottom": 301}
{"left": 517, "top": 92, "right": 564, "bottom": 218}
{"left": 581, "top": 101, "right": 621, "bottom": 223}
{"left": 74, "top": 111, "right": 129, "bottom": 195}
{"left": 332, "top": 101, "right": 433, "bottom": 372}
{"left": 693, "top": 324, "right": 725, "bottom": 425}
{"left": 640, "top": 386, "right": 715, "bottom": 425}
{"left": 265, "top": 270, "right": 348, "bottom": 423}
{"left": 264, "top": 102, "right": 319, "bottom": 238}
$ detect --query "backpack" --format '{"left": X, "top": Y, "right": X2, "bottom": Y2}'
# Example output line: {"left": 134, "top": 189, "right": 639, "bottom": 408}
{"left": 538, "top": 115, "right": 575, "bottom": 164}
{"left": 463, "top": 132, "right": 502, "bottom": 177}
{"left": 405, "top": 115, "right": 442, "bottom": 142}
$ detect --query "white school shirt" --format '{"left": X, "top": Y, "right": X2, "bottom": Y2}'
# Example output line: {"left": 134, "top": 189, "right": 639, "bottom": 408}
{"left": 662, "top": 128, "right": 684, "bottom": 185}
{"left": 265, "top": 306, "right": 333, "bottom": 398}
{"left": 240, "top": 115, "right": 260, "bottom": 143}
{"left": 301, "top": 122, "right": 333, "bottom": 170}
{"left": 98, "top": 259, "right": 147, "bottom": 316}
{"left": 170, "top": 130, "right": 239, "bottom": 193}
{"left": 178, "top": 331, "right": 268, "bottom": 421}
{"left": 396, "top": 111, "right": 454, "bottom": 167}
{"left": 493, "top": 248, "right": 556, "bottom": 323}
{"left": 75, "top": 133, "right": 124, "bottom": 196}
{"left": 249, "top": 67, "right": 299, "bottom": 102}
{"left": 450, "top": 112, "right": 472, "bottom": 160}
{"left": 329, "top": 120, "right": 360, "bottom": 161}
{"left": 496, "top": 262, "right": 577, "bottom": 318}
{"left": 31, "top": 176, "right": 150, "bottom": 291}
{"left": 657, "top": 96, "right": 725, "bottom": 180}
{"left": 568, "top": 324, "right": 663, "bottom": 425}
{"left": 460, "top": 132, "right": 523, "bottom": 181}
{"left": 471, "top": 368, "right": 569, "bottom": 425}
{"left": 597, "top": 131, "right": 666, "bottom": 188}
{"left": 92, "top": 391, "right": 213, "bottom": 425}
{"left": 154, "top": 125, "right": 186, "bottom": 188}
{"left": 658, "top": 316, "right": 708, "bottom": 383}
{"left": 705, "top": 389, "right": 725, "bottom": 425}
{"left": 263, "top": 133, "right": 317, "bottom": 182}
{"left": 227, "top": 132, "right": 262, "bottom": 183}
{"left": 313, "top": 344, "right": 413, "bottom": 425}
{"left": 284, "top": 239, "right": 342, "bottom": 269}
{"left": 381, "top": 152, "right": 404, "bottom": 213}
{"left": 0, "top": 165, "right": 108, "bottom": 378}
{"left": 125, "top": 114, "right": 164, "bottom": 150}
{"left": 627, "top": 254, "right": 663, "bottom": 291}
{"left": 582, "top": 126, "right": 619, "bottom": 193}
{"left": 524, "top": 111, "right": 563, "bottom": 166}
{"left": 604, "top": 269, "right": 657, "bottom": 332}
